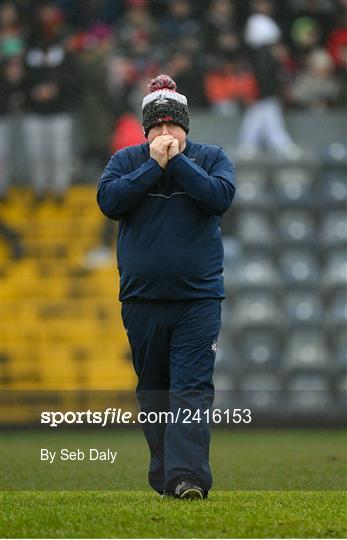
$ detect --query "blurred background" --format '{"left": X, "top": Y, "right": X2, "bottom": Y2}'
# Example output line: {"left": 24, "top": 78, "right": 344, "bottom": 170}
{"left": 1, "top": 0, "right": 346, "bottom": 426}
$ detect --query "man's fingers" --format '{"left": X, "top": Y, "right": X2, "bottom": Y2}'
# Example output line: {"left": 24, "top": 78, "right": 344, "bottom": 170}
{"left": 153, "top": 135, "right": 174, "bottom": 142}
{"left": 161, "top": 139, "right": 176, "bottom": 147}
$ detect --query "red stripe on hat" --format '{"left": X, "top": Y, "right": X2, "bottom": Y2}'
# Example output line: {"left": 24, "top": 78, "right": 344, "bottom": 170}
{"left": 158, "top": 115, "right": 173, "bottom": 122}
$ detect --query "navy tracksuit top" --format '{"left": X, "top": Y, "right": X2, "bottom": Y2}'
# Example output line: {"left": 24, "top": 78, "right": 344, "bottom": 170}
{"left": 97, "top": 139, "right": 236, "bottom": 302}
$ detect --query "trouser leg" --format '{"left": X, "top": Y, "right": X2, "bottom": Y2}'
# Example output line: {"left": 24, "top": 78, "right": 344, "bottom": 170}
{"left": 0, "top": 117, "right": 10, "bottom": 195}
{"left": 137, "top": 388, "right": 170, "bottom": 493}
{"left": 238, "top": 102, "right": 264, "bottom": 148}
{"left": 48, "top": 113, "right": 73, "bottom": 196}
{"left": 24, "top": 115, "right": 49, "bottom": 196}
{"left": 164, "top": 299, "right": 222, "bottom": 492}
{"left": 262, "top": 98, "right": 293, "bottom": 151}
{"left": 121, "top": 302, "right": 170, "bottom": 493}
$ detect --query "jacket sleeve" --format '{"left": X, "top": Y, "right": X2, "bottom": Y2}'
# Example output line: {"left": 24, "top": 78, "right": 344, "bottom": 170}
{"left": 97, "top": 152, "right": 163, "bottom": 220}
{"left": 166, "top": 147, "right": 236, "bottom": 215}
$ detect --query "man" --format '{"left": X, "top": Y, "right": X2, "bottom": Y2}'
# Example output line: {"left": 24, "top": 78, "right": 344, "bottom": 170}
{"left": 24, "top": 1, "right": 82, "bottom": 202}
{"left": 97, "top": 75, "right": 236, "bottom": 499}
{"left": 238, "top": 1, "right": 297, "bottom": 157}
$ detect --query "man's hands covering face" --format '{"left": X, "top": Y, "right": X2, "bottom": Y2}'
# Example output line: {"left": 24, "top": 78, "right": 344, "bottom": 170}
{"left": 150, "top": 135, "right": 179, "bottom": 169}
{"left": 167, "top": 138, "right": 179, "bottom": 161}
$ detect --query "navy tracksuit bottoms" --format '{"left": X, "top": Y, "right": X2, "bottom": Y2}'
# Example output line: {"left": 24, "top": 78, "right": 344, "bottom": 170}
{"left": 121, "top": 298, "right": 222, "bottom": 493}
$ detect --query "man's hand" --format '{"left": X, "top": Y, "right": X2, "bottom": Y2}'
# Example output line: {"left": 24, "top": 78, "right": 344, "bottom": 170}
{"left": 168, "top": 138, "right": 179, "bottom": 161}
{"left": 149, "top": 135, "right": 175, "bottom": 169}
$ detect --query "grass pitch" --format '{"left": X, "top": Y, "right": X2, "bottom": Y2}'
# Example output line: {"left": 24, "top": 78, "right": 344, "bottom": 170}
{"left": 1, "top": 428, "right": 346, "bottom": 538}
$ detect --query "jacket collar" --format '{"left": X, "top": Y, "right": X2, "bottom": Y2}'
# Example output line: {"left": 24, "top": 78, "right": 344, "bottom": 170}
{"left": 183, "top": 138, "right": 193, "bottom": 156}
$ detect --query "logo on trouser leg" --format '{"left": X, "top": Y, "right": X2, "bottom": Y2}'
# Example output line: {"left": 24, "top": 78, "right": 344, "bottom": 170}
{"left": 211, "top": 340, "right": 217, "bottom": 352}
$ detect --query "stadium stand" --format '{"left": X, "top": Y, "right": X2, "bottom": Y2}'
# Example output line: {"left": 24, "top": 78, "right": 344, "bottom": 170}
{"left": 2, "top": 186, "right": 136, "bottom": 422}
{"left": 220, "top": 157, "right": 347, "bottom": 422}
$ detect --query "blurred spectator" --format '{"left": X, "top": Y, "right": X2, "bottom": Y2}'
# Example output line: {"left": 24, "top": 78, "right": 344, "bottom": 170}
{"left": 159, "top": 1, "right": 204, "bottom": 69}
{"left": 108, "top": 0, "right": 160, "bottom": 116}
{"left": 118, "top": 0, "right": 159, "bottom": 57}
{"left": 0, "top": 54, "right": 27, "bottom": 197}
{"left": 327, "top": 10, "right": 347, "bottom": 70}
{"left": 205, "top": 55, "right": 257, "bottom": 116}
{"left": 58, "top": 0, "right": 121, "bottom": 28}
{"left": 171, "top": 33, "right": 202, "bottom": 58}
{"left": 202, "top": 0, "right": 236, "bottom": 50}
{"left": 327, "top": 9, "right": 347, "bottom": 105}
{"left": 287, "top": 0, "right": 337, "bottom": 41}
{"left": 0, "top": 1, "right": 23, "bottom": 59}
{"left": 106, "top": 54, "right": 138, "bottom": 102}
{"left": 24, "top": 1, "right": 82, "bottom": 201}
{"left": 237, "top": 2, "right": 297, "bottom": 157}
{"left": 288, "top": 0, "right": 336, "bottom": 14}
{"left": 76, "top": 36, "right": 116, "bottom": 165}
{"left": 110, "top": 112, "right": 145, "bottom": 153}
{"left": 291, "top": 48, "right": 340, "bottom": 109}
{"left": 161, "top": 0, "right": 200, "bottom": 43}
{"left": 66, "top": 21, "right": 113, "bottom": 53}
{"left": 290, "top": 16, "right": 322, "bottom": 65}
{"left": 215, "top": 29, "right": 241, "bottom": 58}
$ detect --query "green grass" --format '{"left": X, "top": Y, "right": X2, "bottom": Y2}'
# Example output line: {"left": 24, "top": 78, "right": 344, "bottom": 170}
{"left": 1, "top": 429, "right": 346, "bottom": 538}
{"left": 1, "top": 491, "right": 346, "bottom": 538}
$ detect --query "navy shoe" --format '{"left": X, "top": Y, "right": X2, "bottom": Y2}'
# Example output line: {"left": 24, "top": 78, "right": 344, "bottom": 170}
{"left": 174, "top": 480, "right": 206, "bottom": 500}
